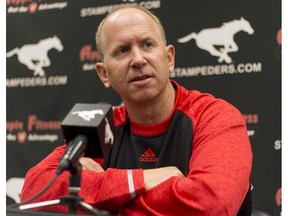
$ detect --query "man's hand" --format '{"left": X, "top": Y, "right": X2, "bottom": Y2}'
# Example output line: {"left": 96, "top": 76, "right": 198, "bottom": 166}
{"left": 143, "top": 166, "right": 185, "bottom": 191}
{"left": 79, "top": 157, "right": 104, "bottom": 172}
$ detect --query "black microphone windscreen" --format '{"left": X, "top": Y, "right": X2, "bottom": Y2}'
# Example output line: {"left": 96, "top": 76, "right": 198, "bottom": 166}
{"left": 61, "top": 103, "right": 115, "bottom": 158}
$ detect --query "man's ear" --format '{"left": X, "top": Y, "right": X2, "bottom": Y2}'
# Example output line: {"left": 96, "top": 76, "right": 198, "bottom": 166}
{"left": 166, "top": 45, "right": 175, "bottom": 73}
{"left": 95, "top": 62, "right": 111, "bottom": 88}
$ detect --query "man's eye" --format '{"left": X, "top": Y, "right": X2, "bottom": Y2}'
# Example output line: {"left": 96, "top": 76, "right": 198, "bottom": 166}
{"left": 143, "top": 42, "right": 153, "bottom": 48}
{"left": 116, "top": 47, "right": 129, "bottom": 56}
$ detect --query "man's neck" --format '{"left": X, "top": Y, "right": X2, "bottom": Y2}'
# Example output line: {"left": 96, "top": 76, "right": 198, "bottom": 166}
{"left": 125, "top": 82, "right": 176, "bottom": 125}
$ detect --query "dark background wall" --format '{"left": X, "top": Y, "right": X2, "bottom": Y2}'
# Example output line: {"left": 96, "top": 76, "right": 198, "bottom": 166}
{"left": 6, "top": 0, "right": 281, "bottom": 215}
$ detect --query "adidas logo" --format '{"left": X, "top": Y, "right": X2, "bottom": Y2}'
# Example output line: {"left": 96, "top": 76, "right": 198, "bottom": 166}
{"left": 139, "top": 147, "right": 158, "bottom": 162}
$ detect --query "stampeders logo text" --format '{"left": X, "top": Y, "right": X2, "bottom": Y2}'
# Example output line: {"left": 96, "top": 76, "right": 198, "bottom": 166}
{"left": 80, "top": 0, "right": 161, "bottom": 17}
{"left": 172, "top": 17, "right": 262, "bottom": 78}
{"left": 6, "top": 36, "right": 68, "bottom": 88}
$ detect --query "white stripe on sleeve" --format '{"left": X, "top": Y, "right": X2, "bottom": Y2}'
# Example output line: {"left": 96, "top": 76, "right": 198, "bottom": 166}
{"left": 127, "top": 170, "right": 136, "bottom": 199}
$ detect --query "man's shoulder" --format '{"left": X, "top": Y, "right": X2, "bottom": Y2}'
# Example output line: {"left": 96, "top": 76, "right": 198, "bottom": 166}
{"left": 177, "top": 84, "right": 240, "bottom": 119}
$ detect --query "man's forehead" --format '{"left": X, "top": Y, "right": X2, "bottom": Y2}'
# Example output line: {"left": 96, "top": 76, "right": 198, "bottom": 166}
{"left": 104, "top": 8, "right": 155, "bottom": 28}
{"left": 99, "top": 7, "right": 166, "bottom": 52}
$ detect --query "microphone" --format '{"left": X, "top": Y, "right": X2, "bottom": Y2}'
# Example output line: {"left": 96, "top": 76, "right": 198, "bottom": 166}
{"left": 56, "top": 103, "right": 115, "bottom": 174}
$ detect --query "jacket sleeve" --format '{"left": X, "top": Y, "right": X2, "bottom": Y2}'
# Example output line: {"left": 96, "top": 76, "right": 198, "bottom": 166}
{"left": 20, "top": 144, "right": 146, "bottom": 213}
{"left": 120, "top": 100, "right": 253, "bottom": 216}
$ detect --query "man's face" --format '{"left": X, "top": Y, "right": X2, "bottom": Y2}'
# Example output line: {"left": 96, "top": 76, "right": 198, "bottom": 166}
{"left": 96, "top": 8, "right": 175, "bottom": 104}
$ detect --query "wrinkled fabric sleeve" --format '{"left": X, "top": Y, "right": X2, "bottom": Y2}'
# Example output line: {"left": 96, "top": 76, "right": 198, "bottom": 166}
{"left": 20, "top": 145, "right": 146, "bottom": 213}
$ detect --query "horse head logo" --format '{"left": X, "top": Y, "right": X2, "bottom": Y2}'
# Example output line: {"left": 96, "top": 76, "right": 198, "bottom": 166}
{"left": 177, "top": 17, "right": 254, "bottom": 64}
{"left": 72, "top": 110, "right": 104, "bottom": 121}
{"left": 6, "top": 35, "right": 64, "bottom": 76}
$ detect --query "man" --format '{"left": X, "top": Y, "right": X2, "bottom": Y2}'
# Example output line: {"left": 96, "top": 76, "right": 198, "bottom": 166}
{"left": 21, "top": 4, "right": 253, "bottom": 215}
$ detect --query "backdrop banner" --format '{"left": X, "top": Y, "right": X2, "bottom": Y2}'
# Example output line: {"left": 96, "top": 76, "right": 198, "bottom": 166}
{"left": 6, "top": 0, "right": 281, "bottom": 215}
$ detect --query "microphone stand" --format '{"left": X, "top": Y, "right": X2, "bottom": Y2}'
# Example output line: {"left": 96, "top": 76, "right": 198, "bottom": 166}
{"left": 19, "top": 162, "right": 109, "bottom": 215}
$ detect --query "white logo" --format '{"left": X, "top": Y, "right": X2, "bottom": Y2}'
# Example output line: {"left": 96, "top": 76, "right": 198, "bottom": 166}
{"left": 6, "top": 35, "right": 64, "bottom": 76}
{"left": 6, "top": 177, "right": 25, "bottom": 203}
{"left": 72, "top": 110, "right": 114, "bottom": 144}
{"left": 177, "top": 17, "right": 254, "bottom": 64}
{"left": 72, "top": 109, "right": 104, "bottom": 121}
{"left": 104, "top": 117, "right": 114, "bottom": 145}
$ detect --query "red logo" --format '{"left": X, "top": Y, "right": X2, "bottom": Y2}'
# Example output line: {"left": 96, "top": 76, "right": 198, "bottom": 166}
{"left": 275, "top": 188, "right": 281, "bottom": 206}
{"left": 139, "top": 147, "right": 158, "bottom": 162}
{"left": 28, "top": 2, "right": 38, "bottom": 13}
{"left": 277, "top": 29, "right": 281, "bottom": 45}
{"left": 17, "top": 131, "right": 27, "bottom": 143}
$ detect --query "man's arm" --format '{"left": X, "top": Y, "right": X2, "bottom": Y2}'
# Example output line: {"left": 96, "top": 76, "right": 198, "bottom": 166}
{"left": 20, "top": 145, "right": 183, "bottom": 213}
{"left": 20, "top": 145, "right": 143, "bottom": 213}
{"left": 80, "top": 157, "right": 185, "bottom": 191}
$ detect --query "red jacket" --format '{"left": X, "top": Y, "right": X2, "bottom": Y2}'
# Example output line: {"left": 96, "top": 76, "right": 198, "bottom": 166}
{"left": 21, "top": 80, "right": 253, "bottom": 215}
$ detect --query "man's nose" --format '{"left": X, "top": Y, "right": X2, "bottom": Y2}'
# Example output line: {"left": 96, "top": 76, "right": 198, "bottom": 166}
{"left": 130, "top": 47, "right": 147, "bottom": 67}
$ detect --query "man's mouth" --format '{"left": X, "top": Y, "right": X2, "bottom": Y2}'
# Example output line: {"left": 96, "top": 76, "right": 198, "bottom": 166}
{"left": 131, "top": 75, "right": 151, "bottom": 82}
